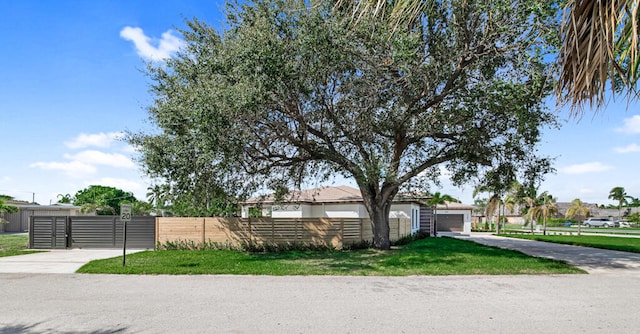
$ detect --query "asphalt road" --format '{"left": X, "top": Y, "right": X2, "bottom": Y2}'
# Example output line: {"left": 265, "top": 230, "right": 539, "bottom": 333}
{"left": 2, "top": 234, "right": 640, "bottom": 333}
{"left": 1, "top": 273, "right": 639, "bottom": 334}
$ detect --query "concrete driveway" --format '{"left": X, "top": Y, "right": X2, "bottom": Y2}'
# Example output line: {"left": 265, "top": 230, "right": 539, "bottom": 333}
{"left": 0, "top": 249, "right": 143, "bottom": 274}
{"left": 451, "top": 232, "right": 640, "bottom": 274}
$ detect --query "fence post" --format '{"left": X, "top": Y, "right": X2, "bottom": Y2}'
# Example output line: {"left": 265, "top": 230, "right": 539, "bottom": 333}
{"left": 340, "top": 219, "right": 344, "bottom": 247}
{"left": 271, "top": 219, "right": 275, "bottom": 244}
{"left": 248, "top": 217, "right": 252, "bottom": 249}
{"left": 155, "top": 217, "right": 159, "bottom": 248}
{"left": 202, "top": 218, "right": 206, "bottom": 244}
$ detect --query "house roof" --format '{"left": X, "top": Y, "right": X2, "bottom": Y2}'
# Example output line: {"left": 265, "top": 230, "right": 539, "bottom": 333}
{"left": 437, "top": 202, "right": 474, "bottom": 210}
{"left": 244, "top": 185, "right": 426, "bottom": 205}
{"left": 13, "top": 203, "right": 82, "bottom": 210}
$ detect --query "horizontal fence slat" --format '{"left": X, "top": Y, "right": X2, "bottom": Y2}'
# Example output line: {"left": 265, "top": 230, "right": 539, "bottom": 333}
{"left": 156, "top": 217, "right": 412, "bottom": 249}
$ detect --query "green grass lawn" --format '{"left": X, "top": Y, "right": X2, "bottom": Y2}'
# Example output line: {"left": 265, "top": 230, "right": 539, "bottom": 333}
{"left": 0, "top": 234, "right": 41, "bottom": 257}
{"left": 502, "top": 234, "right": 640, "bottom": 253}
{"left": 78, "top": 237, "right": 584, "bottom": 275}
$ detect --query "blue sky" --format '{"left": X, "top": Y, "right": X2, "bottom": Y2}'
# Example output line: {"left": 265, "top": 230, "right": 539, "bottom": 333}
{"left": 1, "top": 1, "right": 638, "bottom": 206}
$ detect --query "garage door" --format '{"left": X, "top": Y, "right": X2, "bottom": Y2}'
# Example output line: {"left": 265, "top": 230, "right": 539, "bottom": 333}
{"left": 436, "top": 214, "right": 463, "bottom": 232}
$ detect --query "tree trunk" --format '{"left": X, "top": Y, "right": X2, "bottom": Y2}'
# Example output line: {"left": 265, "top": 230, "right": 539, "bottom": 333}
{"left": 370, "top": 206, "right": 391, "bottom": 250}
{"left": 433, "top": 207, "right": 438, "bottom": 237}
{"left": 360, "top": 184, "right": 397, "bottom": 250}
{"left": 495, "top": 203, "right": 500, "bottom": 235}
{"left": 577, "top": 215, "right": 581, "bottom": 236}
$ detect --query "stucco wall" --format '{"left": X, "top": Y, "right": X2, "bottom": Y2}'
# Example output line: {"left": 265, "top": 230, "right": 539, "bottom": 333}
{"left": 242, "top": 202, "right": 418, "bottom": 223}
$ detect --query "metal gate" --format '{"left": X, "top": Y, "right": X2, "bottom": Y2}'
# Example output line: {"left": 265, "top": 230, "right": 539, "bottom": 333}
{"left": 30, "top": 216, "right": 69, "bottom": 249}
{"left": 29, "top": 216, "right": 156, "bottom": 249}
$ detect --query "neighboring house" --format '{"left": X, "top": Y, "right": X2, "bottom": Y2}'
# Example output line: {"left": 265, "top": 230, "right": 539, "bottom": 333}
{"left": 241, "top": 185, "right": 472, "bottom": 235}
{"left": 2, "top": 203, "right": 87, "bottom": 233}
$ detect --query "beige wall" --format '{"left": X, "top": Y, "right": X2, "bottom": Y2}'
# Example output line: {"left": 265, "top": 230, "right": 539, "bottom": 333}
{"left": 156, "top": 217, "right": 413, "bottom": 249}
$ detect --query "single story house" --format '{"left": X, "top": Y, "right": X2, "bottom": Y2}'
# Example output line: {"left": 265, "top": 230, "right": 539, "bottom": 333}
{"left": 1, "top": 203, "right": 85, "bottom": 233}
{"left": 240, "top": 185, "right": 472, "bottom": 235}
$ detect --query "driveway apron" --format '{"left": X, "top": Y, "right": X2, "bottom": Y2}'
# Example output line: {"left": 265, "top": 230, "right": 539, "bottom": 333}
{"left": 0, "top": 249, "right": 142, "bottom": 274}
{"left": 452, "top": 232, "right": 640, "bottom": 274}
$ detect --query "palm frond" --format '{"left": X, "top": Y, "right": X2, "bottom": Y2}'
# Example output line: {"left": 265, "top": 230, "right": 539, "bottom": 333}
{"left": 334, "top": 0, "right": 426, "bottom": 32}
{"left": 558, "top": 0, "right": 639, "bottom": 114}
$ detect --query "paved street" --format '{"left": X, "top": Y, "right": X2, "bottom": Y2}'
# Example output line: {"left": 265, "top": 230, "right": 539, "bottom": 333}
{"left": 1, "top": 234, "right": 639, "bottom": 333}
{"left": 1, "top": 272, "right": 639, "bottom": 334}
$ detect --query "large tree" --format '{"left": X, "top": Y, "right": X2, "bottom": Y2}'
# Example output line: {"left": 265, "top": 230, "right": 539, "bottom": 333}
{"left": 130, "top": 0, "right": 559, "bottom": 249}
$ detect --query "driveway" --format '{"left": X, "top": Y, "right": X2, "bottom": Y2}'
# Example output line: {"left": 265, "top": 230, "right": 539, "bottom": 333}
{"left": 451, "top": 232, "right": 640, "bottom": 274}
{"left": 0, "top": 249, "right": 143, "bottom": 274}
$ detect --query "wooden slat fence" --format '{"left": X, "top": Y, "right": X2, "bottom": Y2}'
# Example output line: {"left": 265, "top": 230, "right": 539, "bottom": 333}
{"left": 156, "top": 217, "right": 411, "bottom": 249}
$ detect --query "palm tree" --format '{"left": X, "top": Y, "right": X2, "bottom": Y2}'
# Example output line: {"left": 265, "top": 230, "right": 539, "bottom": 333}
{"left": 529, "top": 191, "right": 558, "bottom": 235}
{"left": 558, "top": 0, "right": 640, "bottom": 113}
{"left": 427, "top": 192, "right": 460, "bottom": 236}
{"left": 56, "top": 193, "right": 72, "bottom": 204}
{"left": 565, "top": 198, "right": 591, "bottom": 236}
{"left": 473, "top": 198, "right": 488, "bottom": 229}
{"left": 485, "top": 194, "right": 501, "bottom": 233}
{"left": 608, "top": 186, "right": 632, "bottom": 220}
{"left": 146, "top": 184, "right": 169, "bottom": 216}
{"left": 522, "top": 195, "right": 538, "bottom": 234}
{"left": 337, "top": 0, "right": 640, "bottom": 113}
{"left": 473, "top": 185, "right": 499, "bottom": 232}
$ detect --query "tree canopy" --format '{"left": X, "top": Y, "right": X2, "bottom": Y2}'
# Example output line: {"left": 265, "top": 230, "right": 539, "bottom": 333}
{"left": 339, "top": 0, "right": 640, "bottom": 113}
{"left": 73, "top": 185, "right": 138, "bottom": 216}
{"left": 130, "top": 0, "right": 559, "bottom": 249}
{"left": 0, "top": 198, "right": 18, "bottom": 224}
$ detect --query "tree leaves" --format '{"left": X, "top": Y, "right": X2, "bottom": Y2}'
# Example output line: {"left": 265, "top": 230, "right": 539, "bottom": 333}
{"left": 131, "top": 0, "right": 560, "bottom": 246}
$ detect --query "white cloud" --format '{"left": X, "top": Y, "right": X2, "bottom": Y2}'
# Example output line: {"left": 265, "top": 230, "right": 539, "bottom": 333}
{"left": 614, "top": 143, "right": 640, "bottom": 153}
{"left": 121, "top": 144, "right": 139, "bottom": 154}
{"left": 29, "top": 161, "right": 97, "bottom": 177}
{"left": 65, "top": 132, "right": 123, "bottom": 149}
{"left": 64, "top": 150, "right": 136, "bottom": 169}
{"left": 0, "top": 176, "right": 11, "bottom": 184}
{"left": 615, "top": 115, "right": 640, "bottom": 134}
{"left": 560, "top": 162, "right": 613, "bottom": 174}
{"left": 120, "top": 26, "right": 184, "bottom": 61}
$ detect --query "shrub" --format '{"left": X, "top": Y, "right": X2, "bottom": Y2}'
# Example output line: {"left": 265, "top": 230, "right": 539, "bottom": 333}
{"left": 157, "top": 239, "right": 336, "bottom": 253}
{"left": 391, "top": 232, "right": 429, "bottom": 246}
